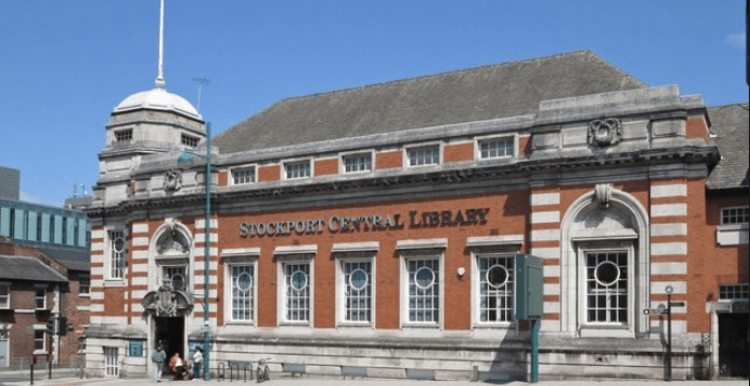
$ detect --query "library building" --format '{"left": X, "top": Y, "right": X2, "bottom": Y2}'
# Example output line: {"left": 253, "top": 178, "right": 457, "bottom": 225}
{"left": 84, "top": 50, "right": 748, "bottom": 381}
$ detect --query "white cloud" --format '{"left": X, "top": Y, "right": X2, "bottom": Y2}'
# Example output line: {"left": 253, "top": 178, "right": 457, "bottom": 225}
{"left": 724, "top": 32, "right": 746, "bottom": 49}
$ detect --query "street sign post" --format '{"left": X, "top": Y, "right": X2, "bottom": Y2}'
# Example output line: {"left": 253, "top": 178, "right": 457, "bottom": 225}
{"left": 515, "top": 253, "right": 544, "bottom": 383}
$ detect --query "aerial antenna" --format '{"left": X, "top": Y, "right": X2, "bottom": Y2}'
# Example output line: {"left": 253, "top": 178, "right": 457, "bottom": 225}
{"left": 155, "top": 0, "right": 166, "bottom": 89}
{"left": 193, "top": 77, "right": 210, "bottom": 111}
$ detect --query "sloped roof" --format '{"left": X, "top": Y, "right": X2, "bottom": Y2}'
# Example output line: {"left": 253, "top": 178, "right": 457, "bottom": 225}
{"left": 215, "top": 50, "right": 646, "bottom": 154}
{"left": 38, "top": 247, "right": 90, "bottom": 272}
{"left": 707, "top": 103, "right": 749, "bottom": 190}
{"left": 0, "top": 255, "right": 68, "bottom": 283}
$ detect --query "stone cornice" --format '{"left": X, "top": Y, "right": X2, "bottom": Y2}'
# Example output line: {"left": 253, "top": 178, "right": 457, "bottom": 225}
{"left": 86, "top": 144, "right": 719, "bottom": 218}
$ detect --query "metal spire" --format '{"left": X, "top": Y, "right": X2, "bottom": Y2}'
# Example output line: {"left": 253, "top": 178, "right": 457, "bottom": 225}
{"left": 155, "top": 0, "right": 166, "bottom": 89}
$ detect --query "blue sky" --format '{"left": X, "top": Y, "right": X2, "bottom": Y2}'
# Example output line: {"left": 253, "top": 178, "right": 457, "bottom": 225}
{"left": 0, "top": 0, "right": 747, "bottom": 206}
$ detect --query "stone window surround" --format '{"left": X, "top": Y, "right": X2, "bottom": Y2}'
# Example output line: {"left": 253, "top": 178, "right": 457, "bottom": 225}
{"left": 467, "top": 235, "right": 523, "bottom": 329}
{"left": 221, "top": 248, "right": 260, "bottom": 325}
{"left": 105, "top": 228, "right": 128, "bottom": 285}
{"left": 403, "top": 141, "right": 443, "bottom": 168}
{"left": 475, "top": 133, "right": 518, "bottom": 160}
{"left": 560, "top": 187, "right": 650, "bottom": 339}
{"left": 282, "top": 157, "right": 313, "bottom": 180}
{"left": 274, "top": 245, "right": 316, "bottom": 328}
{"left": 229, "top": 164, "right": 257, "bottom": 185}
{"left": 397, "top": 239, "right": 447, "bottom": 329}
{"left": 339, "top": 150, "right": 375, "bottom": 175}
{"left": 333, "top": 242, "right": 379, "bottom": 328}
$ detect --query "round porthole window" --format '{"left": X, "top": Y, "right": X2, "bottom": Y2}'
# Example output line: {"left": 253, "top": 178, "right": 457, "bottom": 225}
{"left": 487, "top": 265, "right": 509, "bottom": 289}
{"left": 237, "top": 272, "right": 252, "bottom": 292}
{"left": 349, "top": 269, "right": 368, "bottom": 291}
{"left": 291, "top": 270, "right": 308, "bottom": 291}
{"left": 594, "top": 261, "right": 620, "bottom": 287}
{"left": 171, "top": 273, "right": 185, "bottom": 291}
{"left": 414, "top": 267, "right": 435, "bottom": 290}
{"left": 113, "top": 237, "right": 126, "bottom": 253}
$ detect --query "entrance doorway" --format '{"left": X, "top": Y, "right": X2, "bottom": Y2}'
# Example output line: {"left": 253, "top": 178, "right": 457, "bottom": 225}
{"left": 154, "top": 317, "right": 185, "bottom": 375}
{"left": 718, "top": 313, "right": 749, "bottom": 378}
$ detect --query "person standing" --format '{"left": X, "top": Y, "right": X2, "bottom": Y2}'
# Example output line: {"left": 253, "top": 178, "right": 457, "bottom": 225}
{"left": 192, "top": 346, "right": 204, "bottom": 380}
{"left": 170, "top": 352, "right": 186, "bottom": 380}
{"left": 151, "top": 345, "right": 167, "bottom": 382}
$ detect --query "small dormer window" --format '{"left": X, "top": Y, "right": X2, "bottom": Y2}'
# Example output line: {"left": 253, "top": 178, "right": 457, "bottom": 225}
{"left": 181, "top": 134, "right": 199, "bottom": 147}
{"left": 115, "top": 129, "right": 133, "bottom": 142}
{"left": 479, "top": 137, "right": 514, "bottom": 159}
{"left": 407, "top": 146, "right": 440, "bottom": 167}
{"left": 285, "top": 161, "right": 311, "bottom": 180}
{"left": 343, "top": 153, "right": 373, "bottom": 173}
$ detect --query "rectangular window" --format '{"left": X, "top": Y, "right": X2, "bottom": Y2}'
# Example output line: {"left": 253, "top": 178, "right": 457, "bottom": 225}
{"left": 34, "top": 330, "right": 45, "bottom": 351}
{"left": 231, "top": 167, "right": 256, "bottom": 185}
{"left": 719, "top": 284, "right": 749, "bottom": 300}
{"left": 479, "top": 137, "right": 514, "bottom": 159}
{"left": 407, "top": 146, "right": 440, "bottom": 167}
{"left": 342, "top": 260, "right": 372, "bottom": 323}
{"left": 181, "top": 134, "right": 199, "bottom": 147}
{"left": 343, "top": 154, "right": 372, "bottom": 173}
{"left": 162, "top": 265, "right": 188, "bottom": 291}
{"left": 115, "top": 129, "right": 132, "bottom": 142}
{"left": 285, "top": 161, "right": 311, "bottom": 180}
{"left": 477, "top": 254, "right": 515, "bottom": 323}
{"left": 230, "top": 265, "right": 255, "bottom": 321}
{"left": 721, "top": 207, "right": 749, "bottom": 225}
{"left": 283, "top": 262, "right": 311, "bottom": 322}
{"left": 0, "top": 284, "right": 9, "bottom": 309}
{"left": 407, "top": 257, "right": 440, "bottom": 323}
{"left": 586, "top": 251, "right": 628, "bottom": 324}
{"left": 109, "top": 230, "right": 126, "bottom": 280}
{"left": 35, "top": 287, "right": 46, "bottom": 309}
{"left": 78, "top": 274, "right": 90, "bottom": 295}
{"left": 104, "top": 347, "right": 119, "bottom": 377}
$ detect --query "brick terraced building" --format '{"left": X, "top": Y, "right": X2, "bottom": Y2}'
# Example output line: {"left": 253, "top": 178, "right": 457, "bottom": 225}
{"left": 84, "top": 51, "right": 748, "bottom": 381}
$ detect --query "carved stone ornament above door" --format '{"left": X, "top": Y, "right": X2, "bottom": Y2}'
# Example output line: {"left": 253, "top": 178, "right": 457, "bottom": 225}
{"left": 141, "top": 280, "right": 194, "bottom": 317}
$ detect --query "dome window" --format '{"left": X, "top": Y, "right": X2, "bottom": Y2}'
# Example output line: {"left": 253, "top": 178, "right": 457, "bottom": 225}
{"left": 181, "top": 134, "right": 199, "bottom": 147}
{"left": 115, "top": 129, "right": 133, "bottom": 142}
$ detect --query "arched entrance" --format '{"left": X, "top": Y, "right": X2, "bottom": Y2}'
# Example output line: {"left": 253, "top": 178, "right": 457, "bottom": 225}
{"left": 560, "top": 184, "right": 650, "bottom": 338}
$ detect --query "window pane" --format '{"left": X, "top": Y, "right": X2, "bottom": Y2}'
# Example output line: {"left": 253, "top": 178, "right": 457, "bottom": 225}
{"left": 109, "top": 231, "right": 126, "bottom": 279}
{"left": 231, "top": 265, "right": 255, "bottom": 321}
{"left": 344, "top": 154, "right": 372, "bottom": 173}
{"left": 586, "top": 251, "right": 628, "bottom": 324}
{"left": 407, "top": 258, "right": 439, "bottom": 323}
{"left": 478, "top": 255, "right": 514, "bottom": 322}
{"left": 285, "top": 263, "right": 310, "bottom": 322}
{"left": 479, "top": 137, "right": 513, "bottom": 159}
{"left": 343, "top": 261, "right": 372, "bottom": 323}
{"left": 408, "top": 147, "right": 440, "bottom": 166}
{"left": 232, "top": 167, "right": 255, "bottom": 184}
{"left": 285, "top": 162, "right": 311, "bottom": 179}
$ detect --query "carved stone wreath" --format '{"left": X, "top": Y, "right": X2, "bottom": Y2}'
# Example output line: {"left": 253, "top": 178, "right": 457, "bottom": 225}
{"left": 163, "top": 170, "right": 182, "bottom": 191}
{"left": 588, "top": 118, "right": 621, "bottom": 147}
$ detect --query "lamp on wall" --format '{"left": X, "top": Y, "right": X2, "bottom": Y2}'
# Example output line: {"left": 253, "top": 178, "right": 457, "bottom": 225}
{"left": 177, "top": 122, "right": 211, "bottom": 381}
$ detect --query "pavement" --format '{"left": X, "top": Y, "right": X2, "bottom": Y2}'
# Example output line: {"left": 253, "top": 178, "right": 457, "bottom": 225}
{"left": 1, "top": 370, "right": 748, "bottom": 386}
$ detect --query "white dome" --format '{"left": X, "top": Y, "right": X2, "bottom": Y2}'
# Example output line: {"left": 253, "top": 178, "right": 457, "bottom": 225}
{"left": 114, "top": 87, "right": 202, "bottom": 120}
